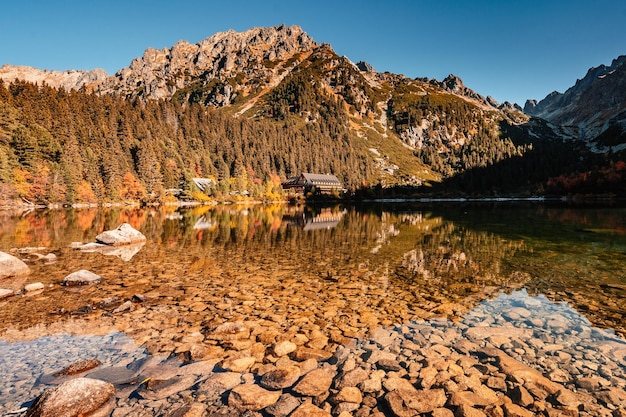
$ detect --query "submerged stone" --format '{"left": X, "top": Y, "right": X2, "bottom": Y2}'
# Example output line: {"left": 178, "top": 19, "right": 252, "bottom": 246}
{"left": 25, "top": 377, "right": 115, "bottom": 417}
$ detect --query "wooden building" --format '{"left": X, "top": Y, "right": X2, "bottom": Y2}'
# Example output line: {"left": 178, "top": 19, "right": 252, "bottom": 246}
{"left": 282, "top": 173, "right": 343, "bottom": 194}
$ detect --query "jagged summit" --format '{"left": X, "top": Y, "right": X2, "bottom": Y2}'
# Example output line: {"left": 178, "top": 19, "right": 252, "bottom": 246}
{"left": 524, "top": 54, "right": 626, "bottom": 148}
{"left": 0, "top": 64, "right": 108, "bottom": 91}
{"left": 98, "top": 24, "right": 317, "bottom": 101}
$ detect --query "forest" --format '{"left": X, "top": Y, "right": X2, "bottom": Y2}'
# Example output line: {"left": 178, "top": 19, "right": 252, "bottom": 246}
{"left": 1, "top": 74, "right": 625, "bottom": 207}
{"left": 0, "top": 79, "right": 376, "bottom": 205}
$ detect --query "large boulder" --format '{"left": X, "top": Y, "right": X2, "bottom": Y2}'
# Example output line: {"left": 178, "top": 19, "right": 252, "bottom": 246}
{"left": 63, "top": 270, "right": 103, "bottom": 286}
{"left": 24, "top": 377, "right": 115, "bottom": 417}
{"left": 95, "top": 223, "right": 146, "bottom": 246}
{"left": 0, "top": 251, "right": 31, "bottom": 279}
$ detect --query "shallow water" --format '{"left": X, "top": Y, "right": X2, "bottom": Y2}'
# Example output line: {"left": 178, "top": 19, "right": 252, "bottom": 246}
{"left": 1, "top": 203, "right": 625, "bottom": 411}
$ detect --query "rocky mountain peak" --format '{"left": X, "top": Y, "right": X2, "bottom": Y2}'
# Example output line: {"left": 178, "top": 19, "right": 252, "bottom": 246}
{"left": 356, "top": 61, "right": 375, "bottom": 72}
{"left": 0, "top": 64, "right": 108, "bottom": 91}
{"left": 99, "top": 24, "right": 317, "bottom": 101}
{"left": 524, "top": 55, "right": 626, "bottom": 149}
{"left": 430, "top": 74, "right": 498, "bottom": 108}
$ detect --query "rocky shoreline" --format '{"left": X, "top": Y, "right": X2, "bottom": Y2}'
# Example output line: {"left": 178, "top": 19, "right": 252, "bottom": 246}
{"left": 1, "top": 290, "right": 625, "bottom": 417}
{"left": 2, "top": 220, "right": 626, "bottom": 416}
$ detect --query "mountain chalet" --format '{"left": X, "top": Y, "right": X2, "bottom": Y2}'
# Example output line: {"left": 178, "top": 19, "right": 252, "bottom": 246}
{"left": 282, "top": 173, "right": 343, "bottom": 194}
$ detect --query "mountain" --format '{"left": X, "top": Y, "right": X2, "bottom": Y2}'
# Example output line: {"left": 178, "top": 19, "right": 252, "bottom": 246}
{"left": 0, "top": 64, "right": 107, "bottom": 91}
{"left": 1, "top": 25, "right": 624, "bottom": 205}
{"left": 524, "top": 55, "right": 626, "bottom": 152}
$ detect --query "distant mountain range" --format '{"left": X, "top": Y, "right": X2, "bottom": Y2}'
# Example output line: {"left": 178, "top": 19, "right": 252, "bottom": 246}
{"left": 524, "top": 55, "right": 626, "bottom": 152}
{"left": 0, "top": 25, "right": 624, "bottom": 202}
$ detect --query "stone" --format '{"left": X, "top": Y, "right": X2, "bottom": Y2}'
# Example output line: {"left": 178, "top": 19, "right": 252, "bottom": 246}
{"left": 112, "top": 300, "right": 135, "bottom": 314}
{"left": 455, "top": 404, "right": 487, "bottom": 417}
{"left": 53, "top": 358, "right": 102, "bottom": 376}
{"left": 273, "top": 340, "right": 297, "bottom": 357}
{"left": 62, "top": 269, "right": 103, "bottom": 286}
{"left": 228, "top": 384, "right": 281, "bottom": 411}
{"left": 508, "top": 385, "right": 533, "bottom": 407}
{"left": 502, "top": 402, "right": 534, "bottom": 417}
{"left": 139, "top": 375, "right": 197, "bottom": 400}
{"left": 383, "top": 377, "right": 418, "bottom": 393}
{"left": 292, "top": 368, "right": 335, "bottom": 397}
{"left": 265, "top": 393, "right": 301, "bottom": 417}
{"left": 0, "top": 288, "right": 14, "bottom": 298}
{"left": 432, "top": 408, "right": 455, "bottom": 417}
{"left": 291, "top": 346, "right": 333, "bottom": 361}
{"left": 78, "top": 242, "right": 144, "bottom": 261}
{"left": 332, "top": 386, "right": 363, "bottom": 404}
{"left": 42, "top": 253, "right": 57, "bottom": 263}
{"left": 336, "top": 368, "right": 370, "bottom": 389}
{"left": 87, "top": 366, "right": 140, "bottom": 385}
{"left": 220, "top": 356, "right": 256, "bottom": 372}
{"left": 260, "top": 365, "right": 301, "bottom": 389}
{"left": 450, "top": 390, "right": 495, "bottom": 408}
{"left": 384, "top": 390, "right": 416, "bottom": 417}
{"left": 164, "top": 403, "right": 207, "bottom": 417}
{"left": 478, "top": 348, "right": 560, "bottom": 394}
{"left": 205, "top": 321, "right": 250, "bottom": 341}
{"left": 486, "top": 376, "right": 507, "bottom": 391}
{"left": 289, "top": 402, "right": 332, "bottom": 417}
{"left": 24, "top": 282, "right": 45, "bottom": 292}
{"left": 95, "top": 223, "right": 146, "bottom": 246}
{"left": 197, "top": 371, "right": 242, "bottom": 397}
{"left": 24, "top": 377, "right": 115, "bottom": 417}
{"left": 406, "top": 388, "right": 447, "bottom": 413}
{"left": 0, "top": 251, "right": 30, "bottom": 279}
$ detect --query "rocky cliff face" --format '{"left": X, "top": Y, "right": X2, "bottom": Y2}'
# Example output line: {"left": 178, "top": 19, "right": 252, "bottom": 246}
{"left": 0, "top": 65, "right": 108, "bottom": 91}
{"left": 524, "top": 55, "right": 626, "bottom": 149}
{"left": 98, "top": 24, "right": 317, "bottom": 103}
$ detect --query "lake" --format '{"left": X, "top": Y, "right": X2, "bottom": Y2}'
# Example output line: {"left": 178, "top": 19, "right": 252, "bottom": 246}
{"left": 1, "top": 202, "right": 625, "bottom": 414}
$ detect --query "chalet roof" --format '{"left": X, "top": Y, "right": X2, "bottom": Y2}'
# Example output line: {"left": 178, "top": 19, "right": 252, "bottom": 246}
{"left": 300, "top": 173, "right": 342, "bottom": 186}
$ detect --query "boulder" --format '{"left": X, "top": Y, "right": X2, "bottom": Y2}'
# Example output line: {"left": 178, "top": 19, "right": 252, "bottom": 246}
{"left": 95, "top": 223, "right": 146, "bottom": 246}
{"left": 0, "top": 251, "right": 30, "bottom": 279}
{"left": 63, "top": 270, "right": 103, "bottom": 286}
{"left": 228, "top": 384, "right": 282, "bottom": 411}
{"left": 0, "top": 288, "right": 14, "bottom": 299}
{"left": 53, "top": 358, "right": 102, "bottom": 376}
{"left": 260, "top": 365, "right": 302, "bottom": 389}
{"left": 24, "top": 377, "right": 115, "bottom": 417}
{"left": 292, "top": 368, "right": 335, "bottom": 397}
{"left": 77, "top": 241, "right": 144, "bottom": 261}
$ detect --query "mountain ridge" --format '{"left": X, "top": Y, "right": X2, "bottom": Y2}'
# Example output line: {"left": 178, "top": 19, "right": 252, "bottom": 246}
{"left": 524, "top": 55, "right": 626, "bottom": 151}
{"left": 1, "top": 24, "right": 625, "bottom": 204}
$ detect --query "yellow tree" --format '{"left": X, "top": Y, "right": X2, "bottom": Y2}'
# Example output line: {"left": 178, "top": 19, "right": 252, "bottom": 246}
{"left": 120, "top": 172, "right": 146, "bottom": 202}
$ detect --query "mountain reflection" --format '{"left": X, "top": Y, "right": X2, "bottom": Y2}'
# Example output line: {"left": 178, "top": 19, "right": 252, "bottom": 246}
{"left": 0, "top": 204, "right": 624, "bottom": 338}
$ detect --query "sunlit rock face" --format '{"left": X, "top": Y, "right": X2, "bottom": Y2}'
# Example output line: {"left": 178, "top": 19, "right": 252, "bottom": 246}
{"left": 98, "top": 24, "right": 317, "bottom": 101}
{"left": 0, "top": 64, "right": 108, "bottom": 91}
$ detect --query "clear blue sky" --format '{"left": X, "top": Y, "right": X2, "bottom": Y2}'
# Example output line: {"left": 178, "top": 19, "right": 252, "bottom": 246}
{"left": 2, "top": 0, "right": 625, "bottom": 106}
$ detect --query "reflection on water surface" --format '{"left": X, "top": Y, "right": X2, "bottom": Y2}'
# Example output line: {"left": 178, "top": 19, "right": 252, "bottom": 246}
{"left": 1, "top": 203, "right": 626, "bottom": 413}
{"left": 0, "top": 203, "right": 625, "bottom": 338}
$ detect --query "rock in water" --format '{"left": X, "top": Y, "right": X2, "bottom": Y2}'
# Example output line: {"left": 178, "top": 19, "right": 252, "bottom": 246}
{"left": 0, "top": 251, "right": 30, "bottom": 279}
{"left": 25, "top": 377, "right": 115, "bottom": 417}
{"left": 95, "top": 223, "right": 146, "bottom": 246}
{"left": 63, "top": 270, "right": 103, "bottom": 286}
{"left": 53, "top": 358, "right": 102, "bottom": 376}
